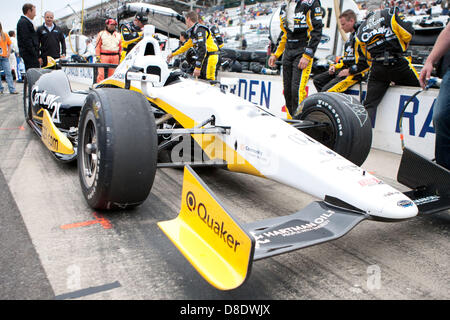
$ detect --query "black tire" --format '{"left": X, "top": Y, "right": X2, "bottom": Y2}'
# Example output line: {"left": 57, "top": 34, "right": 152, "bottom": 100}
{"left": 78, "top": 88, "right": 158, "bottom": 210}
{"left": 296, "top": 92, "right": 372, "bottom": 166}
{"left": 23, "top": 68, "right": 52, "bottom": 121}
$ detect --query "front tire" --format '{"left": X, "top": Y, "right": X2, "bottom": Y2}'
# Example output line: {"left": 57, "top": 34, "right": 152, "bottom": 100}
{"left": 296, "top": 92, "right": 372, "bottom": 166}
{"left": 78, "top": 88, "right": 158, "bottom": 210}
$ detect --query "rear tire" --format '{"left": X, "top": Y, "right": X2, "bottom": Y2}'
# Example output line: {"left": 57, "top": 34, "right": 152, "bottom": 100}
{"left": 78, "top": 88, "right": 158, "bottom": 210}
{"left": 296, "top": 92, "right": 372, "bottom": 166}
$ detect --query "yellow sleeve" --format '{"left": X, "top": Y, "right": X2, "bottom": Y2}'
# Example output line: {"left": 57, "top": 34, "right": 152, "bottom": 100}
{"left": 172, "top": 38, "right": 193, "bottom": 56}
{"left": 273, "top": 21, "right": 287, "bottom": 58}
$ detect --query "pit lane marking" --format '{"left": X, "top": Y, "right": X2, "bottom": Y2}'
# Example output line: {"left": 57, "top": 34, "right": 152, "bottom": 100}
{"left": 60, "top": 212, "right": 112, "bottom": 230}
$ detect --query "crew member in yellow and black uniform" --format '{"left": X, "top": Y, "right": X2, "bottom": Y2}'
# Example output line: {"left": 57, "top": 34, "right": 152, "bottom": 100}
{"left": 313, "top": 9, "right": 369, "bottom": 93}
{"left": 120, "top": 12, "right": 147, "bottom": 62}
{"left": 355, "top": 6, "right": 420, "bottom": 122}
{"left": 268, "top": 0, "right": 323, "bottom": 119}
{"left": 167, "top": 11, "right": 219, "bottom": 81}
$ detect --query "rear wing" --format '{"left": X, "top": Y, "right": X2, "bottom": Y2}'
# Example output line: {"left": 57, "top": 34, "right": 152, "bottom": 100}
{"left": 158, "top": 165, "right": 369, "bottom": 290}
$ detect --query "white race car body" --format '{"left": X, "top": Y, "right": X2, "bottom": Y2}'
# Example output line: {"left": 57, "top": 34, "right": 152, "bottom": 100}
{"left": 99, "top": 25, "right": 418, "bottom": 221}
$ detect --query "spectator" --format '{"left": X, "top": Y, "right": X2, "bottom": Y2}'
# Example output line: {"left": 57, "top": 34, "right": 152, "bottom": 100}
{"left": 0, "top": 22, "right": 18, "bottom": 94}
{"left": 7, "top": 31, "right": 19, "bottom": 80}
{"left": 81, "top": 38, "right": 95, "bottom": 63}
{"left": 37, "top": 11, "right": 66, "bottom": 67}
{"left": 17, "top": 3, "right": 39, "bottom": 70}
{"left": 419, "top": 23, "right": 450, "bottom": 170}
{"left": 241, "top": 35, "right": 247, "bottom": 50}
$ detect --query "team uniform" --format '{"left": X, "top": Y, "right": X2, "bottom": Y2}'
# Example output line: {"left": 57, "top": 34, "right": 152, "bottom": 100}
{"left": 172, "top": 22, "right": 219, "bottom": 81}
{"left": 271, "top": 0, "right": 323, "bottom": 118}
{"left": 120, "top": 22, "right": 143, "bottom": 62}
{"left": 95, "top": 26, "right": 122, "bottom": 82}
{"left": 355, "top": 7, "right": 420, "bottom": 121}
{"left": 313, "top": 22, "right": 370, "bottom": 92}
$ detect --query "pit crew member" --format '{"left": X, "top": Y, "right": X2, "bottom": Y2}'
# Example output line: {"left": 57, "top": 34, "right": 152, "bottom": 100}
{"left": 167, "top": 11, "right": 219, "bottom": 81}
{"left": 120, "top": 12, "right": 147, "bottom": 62}
{"left": 268, "top": 0, "right": 323, "bottom": 118}
{"left": 355, "top": 6, "right": 420, "bottom": 122}
{"left": 313, "top": 9, "right": 369, "bottom": 92}
{"left": 95, "top": 19, "right": 121, "bottom": 83}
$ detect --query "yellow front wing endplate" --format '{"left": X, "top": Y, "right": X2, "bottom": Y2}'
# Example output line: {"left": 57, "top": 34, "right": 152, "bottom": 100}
{"left": 158, "top": 165, "right": 255, "bottom": 290}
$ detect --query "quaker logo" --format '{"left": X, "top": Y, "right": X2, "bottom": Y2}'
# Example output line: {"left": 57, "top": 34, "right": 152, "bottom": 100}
{"left": 31, "top": 85, "right": 62, "bottom": 123}
{"left": 185, "top": 191, "right": 241, "bottom": 253}
{"left": 397, "top": 200, "right": 413, "bottom": 208}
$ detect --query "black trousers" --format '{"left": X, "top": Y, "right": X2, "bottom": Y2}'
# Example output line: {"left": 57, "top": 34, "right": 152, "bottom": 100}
{"left": 364, "top": 57, "right": 420, "bottom": 122}
{"left": 22, "top": 54, "right": 40, "bottom": 70}
{"left": 282, "top": 48, "right": 312, "bottom": 117}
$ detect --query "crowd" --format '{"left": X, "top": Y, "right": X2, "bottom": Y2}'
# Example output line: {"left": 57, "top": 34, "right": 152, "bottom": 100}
{"left": 358, "top": 0, "right": 450, "bottom": 15}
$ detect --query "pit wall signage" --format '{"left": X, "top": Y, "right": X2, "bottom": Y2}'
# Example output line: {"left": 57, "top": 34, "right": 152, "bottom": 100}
{"left": 219, "top": 72, "right": 438, "bottom": 159}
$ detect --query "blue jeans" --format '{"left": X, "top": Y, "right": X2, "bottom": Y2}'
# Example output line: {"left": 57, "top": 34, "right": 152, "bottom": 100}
{"left": 433, "top": 68, "right": 450, "bottom": 170}
{"left": 0, "top": 56, "right": 16, "bottom": 93}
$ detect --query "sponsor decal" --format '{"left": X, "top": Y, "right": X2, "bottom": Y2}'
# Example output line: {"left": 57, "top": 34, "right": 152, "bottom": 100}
{"left": 252, "top": 211, "right": 335, "bottom": 248}
{"left": 358, "top": 177, "right": 383, "bottom": 187}
{"left": 186, "top": 191, "right": 241, "bottom": 252}
{"left": 397, "top": 200, "right": 413, "bottom": 208}
{"left": 31, "top": 85, "right": 62, "bottom": 123}
{"left": 412, "top": 195, "right": 440, "bottom": 205}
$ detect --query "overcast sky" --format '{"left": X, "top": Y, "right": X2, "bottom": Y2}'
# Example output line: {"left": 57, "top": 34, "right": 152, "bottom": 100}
{"left": 1, "top": 0, "right": 103, "bottom": 32}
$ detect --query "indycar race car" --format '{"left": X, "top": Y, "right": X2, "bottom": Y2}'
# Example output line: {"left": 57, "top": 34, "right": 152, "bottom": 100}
{"left": 23, "top": 25, "right": 448, "bottom": 290}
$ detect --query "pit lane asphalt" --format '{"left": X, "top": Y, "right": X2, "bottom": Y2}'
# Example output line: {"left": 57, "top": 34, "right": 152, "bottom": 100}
{"left": 0, "top": 82, "right": 448, "bottom": 300}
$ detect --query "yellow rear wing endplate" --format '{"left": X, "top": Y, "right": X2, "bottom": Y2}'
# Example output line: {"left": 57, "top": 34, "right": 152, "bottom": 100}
{"left": 158, "top": 165, "right": 255, "bottom": 290}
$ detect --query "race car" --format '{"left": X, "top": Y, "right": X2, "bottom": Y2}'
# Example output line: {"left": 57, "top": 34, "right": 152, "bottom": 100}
{"left": 23, "top": 25, "right": 447, "bottom": 290}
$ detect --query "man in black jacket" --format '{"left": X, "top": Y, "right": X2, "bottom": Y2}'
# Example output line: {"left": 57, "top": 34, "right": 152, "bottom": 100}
{"left": 37, "top": 11, "right": 66, "bottom": 67}
{"left": 17, "top": 3, "right": 40, "bottom": 70}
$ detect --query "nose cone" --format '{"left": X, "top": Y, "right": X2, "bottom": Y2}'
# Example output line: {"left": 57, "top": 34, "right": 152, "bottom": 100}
{"left": 380, "top": 196, "right": 418, "bottom": 220}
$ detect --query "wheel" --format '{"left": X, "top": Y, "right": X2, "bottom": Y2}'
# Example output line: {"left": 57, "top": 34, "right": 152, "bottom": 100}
{"left": 23, "top": 68, "right": 52, "bottom": 121}
{"left": 296, "top": 92, "right": 372, "bottom": 166}
{"left": 78, "top": 88, "right": 158, "bottom": 210}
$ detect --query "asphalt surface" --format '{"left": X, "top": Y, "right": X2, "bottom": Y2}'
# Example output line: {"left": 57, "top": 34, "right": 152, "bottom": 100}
{"left": 0, "top": 82, "right": 448, "bottom": 300}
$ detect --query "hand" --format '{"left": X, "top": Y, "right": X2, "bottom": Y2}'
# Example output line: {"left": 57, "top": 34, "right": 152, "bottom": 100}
{"left": 328, "top": 65, "right": 336, "bottom": 74}
{"left": 167, "top": 53, "right": 173, "bottom": 62}
{"left": 38, "top": 58, "right": 43, "bottom": 66}
{"left": 193, "top": 68, "right": 201, "bottom": 78}
{"left": 268, "top": 55, "right": 277, "bottom": 68}
{"left": 419, "top": 61, "right": 433, "bottom": 89}
{"left": 337, "top": 69, "right": 350, "bottom": 77}
{"left": 298, "top": 57, "right": 309, "bottom": 70}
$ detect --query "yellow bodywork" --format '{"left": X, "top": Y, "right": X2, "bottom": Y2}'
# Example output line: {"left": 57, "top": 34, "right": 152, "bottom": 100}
{"left": 158, "top": 166, "right": 254, "bottom": 290}
{"left": 41, "top": 109, "right": 74, "bottom": 155}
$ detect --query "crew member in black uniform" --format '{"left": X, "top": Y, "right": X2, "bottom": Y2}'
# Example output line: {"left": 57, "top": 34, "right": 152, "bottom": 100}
{"left": 268, "top": 0, "right": 323, "bottom": 119}
{"left": 355, "top": 6, "right": 420, "bottom": 122}
{"left": 210, "top": 23, "right": 224, "bottom": 49}
{"left": 120, "top": 12, "right": 148, "bottom": 62}
{"left": 313, "top": 9, "right": 369, "bottom": 92}
{"left": 167, "top": 11, "right": 219, "bottom": 81}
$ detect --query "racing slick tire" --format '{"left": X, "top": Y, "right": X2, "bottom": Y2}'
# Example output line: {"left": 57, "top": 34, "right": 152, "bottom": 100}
{"left": 23, "top": 68, "right": 52, "bottom": 121}
{"left": 78, "top": 88, "right": 158, "bottom": 210}
{"left": 296, "top": 92, "right": 372, "bottom": 166}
